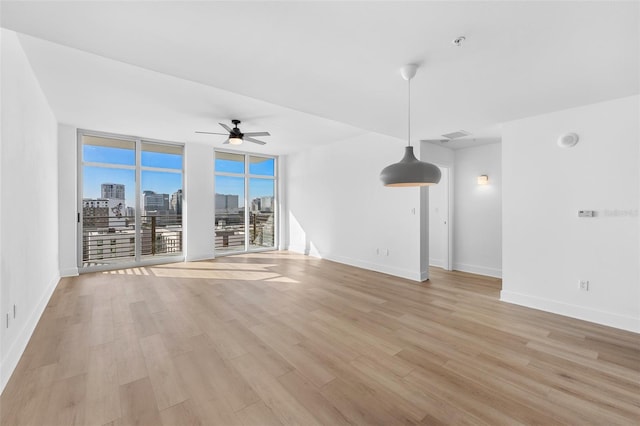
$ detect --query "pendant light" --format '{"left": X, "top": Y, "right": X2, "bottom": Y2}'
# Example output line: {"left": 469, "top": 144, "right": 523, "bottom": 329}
{"left": 380, "top": 64, "right": 441, "bottom": 187}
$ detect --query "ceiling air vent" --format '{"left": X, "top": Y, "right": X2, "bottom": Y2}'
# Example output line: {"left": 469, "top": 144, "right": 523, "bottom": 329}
{"left": 441, "top": 130, "right": 470, "bottom": 140}
{"left": 420, "top": 139, "right": 449, "bottom": 144}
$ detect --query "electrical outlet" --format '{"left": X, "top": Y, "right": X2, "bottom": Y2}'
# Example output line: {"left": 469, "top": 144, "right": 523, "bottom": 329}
{"left": 579, "top": 280, "right": 589, "bottom": 291}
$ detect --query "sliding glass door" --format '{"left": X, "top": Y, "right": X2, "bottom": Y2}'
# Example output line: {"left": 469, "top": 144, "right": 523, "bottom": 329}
{"left": 79, "top": 131, "right": 183, "bottom": 271}
{"left": 140, "top": 142, "right": 183, "bottom": 258}
{"left": 214, "top": 151, "right": 277, "bottom": 255}
{"left": 81, "top": 135, "right": 137, "bottom": 267}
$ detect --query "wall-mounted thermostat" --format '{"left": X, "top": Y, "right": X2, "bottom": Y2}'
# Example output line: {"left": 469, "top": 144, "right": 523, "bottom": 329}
{"left": 578, "top": 210, "right": 594, "bottom": 217}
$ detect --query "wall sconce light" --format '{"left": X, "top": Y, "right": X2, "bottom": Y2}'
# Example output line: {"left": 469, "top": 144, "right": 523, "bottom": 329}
{"left": 477, "top": 175, "right": 489, "bottom": 185}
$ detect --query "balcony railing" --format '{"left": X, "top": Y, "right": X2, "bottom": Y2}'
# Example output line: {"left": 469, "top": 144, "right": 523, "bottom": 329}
{"left": 215, "top": 212, "right": 275, "bottom": 252}
{"left": 82, "top": 214, "right": 182, "bottom": 266}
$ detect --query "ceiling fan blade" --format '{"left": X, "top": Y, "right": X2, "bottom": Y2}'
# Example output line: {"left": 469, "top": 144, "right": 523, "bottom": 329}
{"left": 222, "top": 138, "right": 230, "bottom": 144}
{"left": 243, "top": 131, "right": 270, "bottom": 137}
{"left": 244, "top": 136, "right": 267, "bottom": 145}
{"left": 219, "top": 123, "right": 232, "bottom": 132}
{"left": 195, "top": 131, "right": 228, "bottom": 135}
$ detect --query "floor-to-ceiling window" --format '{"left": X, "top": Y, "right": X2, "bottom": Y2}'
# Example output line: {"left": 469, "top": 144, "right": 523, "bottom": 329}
{"left": 79, "top": 130, "right": 183, "bottom": 271}
{"left": 248, "top": 155, "right": 276, "bottom": 250}
{"left": 214, "top": 151, "right": 277, "bottom": 255}
{"left": 214, "top": 152, "right": 246, "bottom": 254}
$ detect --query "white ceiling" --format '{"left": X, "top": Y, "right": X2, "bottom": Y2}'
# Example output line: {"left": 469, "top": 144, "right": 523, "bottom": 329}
{"left": 2, "top": 1, "right": 638, "bottom": 154}
{"left": 13, "top": 33, "right": 366, "bottom": 155}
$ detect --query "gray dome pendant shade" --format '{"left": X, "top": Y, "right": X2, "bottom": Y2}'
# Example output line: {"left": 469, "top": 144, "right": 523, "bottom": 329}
{"left": 380, "top": 146, "right": 441, "bottom": 187}
{"left": 380, "top": 64, "right": 441, "bottom": 187}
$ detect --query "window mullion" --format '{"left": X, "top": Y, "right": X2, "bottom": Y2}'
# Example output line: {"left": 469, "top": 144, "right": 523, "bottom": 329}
{"left": 140, "top": 166, "right": 183, "bottom": 174}
{"left": 135, "top": 139, "right": 142, "bottom": 261}
{"left": 244, "top": 154, "right": 249, "bottom": 252}
{"left": 82, "top": 161, "right": 136, "bottom": 170}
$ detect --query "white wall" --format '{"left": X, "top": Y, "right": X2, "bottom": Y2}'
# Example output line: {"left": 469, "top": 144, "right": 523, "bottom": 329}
{"left": 453, "top": 143, "right": 502, "bottom": 277}
{"left": 428, "top": 167, "right": 449, "bottom": 268}
{"left": 501, "top": 95, "right": 639, "bottom": 332}
{"left": 286, "top": 132, "right": 425, "bottom": 281}
{"left": 1, "top": 30, "right": 60, "bottom": 392}
{"left": 422, "top": 141, "right": 502, "bottom": 277}
{"left": 0, "top": 30, "right": 3, "bottom": 397}
{"left": 421, "top": 142, "right": 455, "bottom": 168}
{"left": 185, "top": 142, "right": 215, "bottom": 261}
{"left": 422, "top": 142, "right": 455, "bottom": 272}
{"left": 58, "top": 124, "right": 78, "bottom": 276}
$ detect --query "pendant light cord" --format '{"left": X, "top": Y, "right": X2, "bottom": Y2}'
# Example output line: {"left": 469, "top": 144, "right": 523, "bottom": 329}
{"left": 407, "top": 77, "right": 411, "bottom": 147}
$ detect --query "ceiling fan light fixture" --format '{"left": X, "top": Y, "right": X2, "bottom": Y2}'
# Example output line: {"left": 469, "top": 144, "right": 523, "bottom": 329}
{"left": 196, "top": 119, "right": 270, "bottom": 145}
{"left": 380, "top": 64, "right": 441, "bottom": 187}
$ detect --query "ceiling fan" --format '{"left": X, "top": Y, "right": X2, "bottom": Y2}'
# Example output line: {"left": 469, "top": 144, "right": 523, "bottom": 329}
{"left": 196, "top": 119, "right": 270, "bottom": 145}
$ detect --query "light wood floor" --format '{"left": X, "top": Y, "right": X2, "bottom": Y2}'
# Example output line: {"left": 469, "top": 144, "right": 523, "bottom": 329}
{"left": 1, "top": 251, "right": 639, "bottom": 425}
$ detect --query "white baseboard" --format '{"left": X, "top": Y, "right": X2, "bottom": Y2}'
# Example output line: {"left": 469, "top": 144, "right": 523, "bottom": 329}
{"left": 500, "top": 290, "right": 640, "bottom": 333}
{"left": 324, "top": 254, "right": 423, "bottom": 282}
{"left": 287, "top": 244, "right": 308, "bottom": 255}
{"left": 59, "top": 267, "right": 79, "bottom": 277}
{"left": 287, "top": 245, "right": 321, "bottom": 258}
{"left": 185, "top": 252, "right": 215, "bottom": 262}
{"left": 287, "top": 246, "right": 425, "bottom": 282}
{"left": 429, "top": 258, "right": 445, "bottom": 269}
{"left": 453, "top": 262, "right": 502, "bottom": 278}
{"left": 1, "top": 273, "right": 60, "bottom": 393}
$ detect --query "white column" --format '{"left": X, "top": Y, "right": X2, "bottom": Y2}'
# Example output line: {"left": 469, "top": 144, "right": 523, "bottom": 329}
{"left": 184, "top": 142, "right": 215, "bottom": 261}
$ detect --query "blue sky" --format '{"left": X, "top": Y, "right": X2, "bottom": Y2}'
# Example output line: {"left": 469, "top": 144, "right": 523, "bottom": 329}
{"left": 83, "top": 146, "right": 182, "bottom": 206}
{"left": 215, "top": 176, "right": 274, "bottom": 208}
{"left": 215, "top": 157, "right": 276, "bottom": 206}
{"left": 83, "top": 145, "right": 275, "bottom": 207}
{"left": 215, "top": 157, "right": 275, "bottom": 176}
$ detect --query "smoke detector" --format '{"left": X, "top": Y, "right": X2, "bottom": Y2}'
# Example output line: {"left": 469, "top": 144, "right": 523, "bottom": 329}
{"left": 557, "top": 132, "right": 579, "bottom": 148}
{"left": 452, "top": 36, "right": 466, "bottom": 47}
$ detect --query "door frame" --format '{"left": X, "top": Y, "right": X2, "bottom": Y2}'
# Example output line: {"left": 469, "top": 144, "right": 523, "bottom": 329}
{"left": 430, "top": 163, "right": 453, "bottom": 271}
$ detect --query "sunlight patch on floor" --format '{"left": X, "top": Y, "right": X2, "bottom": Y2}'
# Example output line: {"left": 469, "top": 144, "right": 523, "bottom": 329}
{"left": 240, "top": 253, "right": 319, "bottom": 261}
{"left": 103, "top": 267, "right": 150, "bottom": 275}
{"left": 154, "top": 262, "right": 277, "bottom": 271}
{"left": 264, "top": 276, "right": 300, "bottom": 283}
{"left": 149, "top": 267, "right": 283, "bottom": 281}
